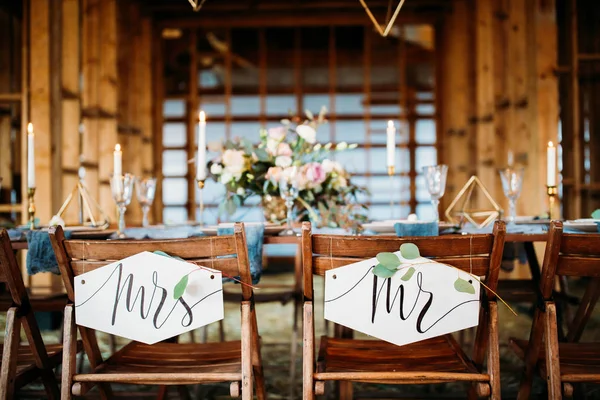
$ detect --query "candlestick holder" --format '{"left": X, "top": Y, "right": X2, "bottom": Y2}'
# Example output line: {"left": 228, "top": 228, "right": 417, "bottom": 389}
{"left": 27, "top": 187, "right": 36, "bottom": 229}
{"left": 197, "top": 179, "right": 205, "bottom": 226}
{"left": 547, "top": 185, "right": 558, "bottom": 220}
{"left": 387, "top": 166, "right": 395, "bottom": 218}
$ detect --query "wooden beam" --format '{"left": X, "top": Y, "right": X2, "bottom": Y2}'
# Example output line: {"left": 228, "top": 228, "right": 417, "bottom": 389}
{"left": 152, "top": 23, "right": 165, "bottom": 223}
{"left": 29, "top": 0, "right": 53, "bottom": 222}
{"left": 187, "top": 29, "right": 198, "bottom": 220}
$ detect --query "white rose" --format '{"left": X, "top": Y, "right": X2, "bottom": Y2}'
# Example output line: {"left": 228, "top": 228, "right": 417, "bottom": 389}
{"left": 296, "top": 124, "right": 316, "bottom": 144}
{"left": 220, "top": 171, "right": 233, "bottom": 184}
{"left": 210, "top": 163, "right": 223, "bottom": 175}
{"left": 222, "top": 149, "right": 246, "bottom": 175}
{"left": 236, "top": 187, "right": 245, "bottom": 195}
{"left": 321, "top": 159, "right": 335, "bottom": 174}
{"left": 275, "top": 155, "right": 292, "bottom": 168}
{"left": 266, "top": 138, "right": 279, "bottom": 155}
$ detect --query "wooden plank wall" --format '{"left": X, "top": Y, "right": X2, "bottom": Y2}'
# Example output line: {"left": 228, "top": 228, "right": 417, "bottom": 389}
{"left": 439, "top": 0, "right": 559, "bottom": 218}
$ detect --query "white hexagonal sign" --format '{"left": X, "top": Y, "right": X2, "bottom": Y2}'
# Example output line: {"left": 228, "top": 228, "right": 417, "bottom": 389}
{"left": 324, "top": 249, "right": 480, "bottom": 347}
{"left": 74, "top": 251, "right": 224, "bottom": 345}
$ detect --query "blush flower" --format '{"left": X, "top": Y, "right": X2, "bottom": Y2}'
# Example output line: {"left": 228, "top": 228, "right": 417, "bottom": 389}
{"left": 296, "top": 124, "right": 317, "bottom": 144}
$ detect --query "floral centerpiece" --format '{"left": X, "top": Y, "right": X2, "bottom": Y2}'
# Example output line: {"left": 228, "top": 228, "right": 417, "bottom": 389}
{"left": 207, "top": 108, "right": 368, "bottom": 231}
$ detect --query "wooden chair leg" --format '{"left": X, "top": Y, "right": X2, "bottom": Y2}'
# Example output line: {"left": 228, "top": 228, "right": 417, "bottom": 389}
{"left": 338, "top": 381, "right": 353, "bottom": 400}
{"left": 219, "top": 319, "right": 225, "bottom": 342}
{"left": 0, "top": 308, "right": 21, "bottom": 400}
{"left": 156, "top": 385, "right": 168, "bottom": 400}
{"left": 517, "top": 308, "right": 546, "bottom": 400}
{"left": 241, "top": 302, "right": 254, "bottom": 400}
{"left": 289, "top": 297, "right": 300, "bottom": 400}
{"left": 487, "top": 302, "right": 501, "bottom": 399}
{"left": 61, "top": 305, "right": 78, "bottom": 400}
{"left": 303, "top": 303, "right": 315, "bottom": 400}
{"left": 544, "top": 302, "right": 562, "bottom": 400}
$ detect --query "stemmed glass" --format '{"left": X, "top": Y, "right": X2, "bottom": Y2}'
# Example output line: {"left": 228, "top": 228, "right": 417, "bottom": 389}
{"left": 135, "top": 177, "right": 157, "bottom": 228}
{"left": 498, "top": 167, "right": 524, "bottom": 225}
{"left": 422, "top": 165, "right": 448, "bottom": 222}
{"left": 278, "top": 168, "right": 299, "bottom": 236}
{"left": 110, "top": 173, "right": 135, "bottom": 238}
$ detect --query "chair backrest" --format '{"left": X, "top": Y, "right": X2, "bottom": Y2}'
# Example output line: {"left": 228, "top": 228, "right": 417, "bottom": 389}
{"left": 0, "top": 229, "right": 30, "bottom": 308}
{"left": 49, "top": 223, "right": 254, "bottom": 303}
{"left": 538, "top": 221, "right": 600, "bottom": 342}
{"left": 302, "top": 220, "right": 506, "bottom": 301}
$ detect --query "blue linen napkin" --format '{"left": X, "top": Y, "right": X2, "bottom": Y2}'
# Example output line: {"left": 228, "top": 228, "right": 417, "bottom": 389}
{"left": 119, "top": 225, "right": 205, "bottom": 239}
{"left": 217, "top": 223, "right": 264, "bottom": 285}
{"left": 7, "top": 229, "right": 24, "bottom": 241}
{"left": 394, "top": 221, "right": 438, "bottom": 237}
{"left": 25, "top": 230, "right": 72, "bottom": 275}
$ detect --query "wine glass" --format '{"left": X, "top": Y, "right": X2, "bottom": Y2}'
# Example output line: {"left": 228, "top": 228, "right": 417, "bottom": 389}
{"left": 110, "top": 173, "right": 135, "bottom": 238}
{"left": 422, "top": 165, "right": 448, "bottom": 222}
{"left": 498, "top": 167, "right": 524, "bottom": 225}
{"left": 136, "top": 177, "right": 157, "bottom": 228}
{"left": 278, "top": 168, "right": 299, "bottom": 236}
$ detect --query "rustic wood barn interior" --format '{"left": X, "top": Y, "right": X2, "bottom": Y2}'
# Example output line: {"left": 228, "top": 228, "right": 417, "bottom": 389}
{"left": 1, "top": 0, "right": 600, "bottom": 399}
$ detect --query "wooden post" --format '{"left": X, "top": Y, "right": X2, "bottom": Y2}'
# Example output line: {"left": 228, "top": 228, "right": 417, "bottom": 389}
{"left": 187, "top": 29, "right": 198, "bottom": 220}
{"left": 29, "top": 0, "right": 53, "bottom": 223}
{"left": 152, "top": 23, "right": 164, "bottom": 224}
{"left": 473, "top": 0, "right": 497, "bottom": 209}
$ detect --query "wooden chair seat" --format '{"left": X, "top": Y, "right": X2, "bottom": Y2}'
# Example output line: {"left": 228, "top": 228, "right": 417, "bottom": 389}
{"left": 510, "top": 339, "right": 600, "bottom": 382}
{"left": 317, "top": 335, "right": 484, "bottom": 383}
{"left": 0, "top": 343, "right": 63, "bottom": 389}
{"left": 73, "top": 341, "right": 243, "bottom": 385}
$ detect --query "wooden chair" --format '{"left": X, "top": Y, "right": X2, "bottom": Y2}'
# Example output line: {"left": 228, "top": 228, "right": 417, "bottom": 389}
{"left": 301, "top": 220, "right": 506, "bottom": 399}
{"left": 0, "top": 229, "right": 62, "bottom": 399}
{"left": 510, "top": 221, "right": 600, "bottom": 399}
{"left": 49, "top": 222, "right": 265, "bottom": 400}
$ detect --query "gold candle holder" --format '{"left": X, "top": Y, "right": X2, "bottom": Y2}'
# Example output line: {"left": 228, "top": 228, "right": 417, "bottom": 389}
{"left": 547, "top": 185, "right": 558, "bottom": 220}
{"left": 197, "top": 179, "right": 205, "bottom": 226}
{"left": 27, "top": 187, "right": 36, "bottom": 229}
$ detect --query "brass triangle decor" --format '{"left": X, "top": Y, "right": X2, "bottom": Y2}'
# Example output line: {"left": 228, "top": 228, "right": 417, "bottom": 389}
{"left": 54, "top": 167, "right": 110, "bottom": 229}
{"left": 358, "top": 0, "right": 408, "bottom": 37}
{"left": 188, "top": 0, "right": 207, "bottom": 12}
{"left": 444, "top": 176, "right": 501, "bottom": 229}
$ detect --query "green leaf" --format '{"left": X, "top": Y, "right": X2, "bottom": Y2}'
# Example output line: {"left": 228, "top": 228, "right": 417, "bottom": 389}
{"left": 400, "top": 243, "right": 420, "bottom": 260}
{"left": 376, "top": 252, "right": 401, "bottom": 269}
{"left": 173, "top": 274, "right": 189, "bottom": 300}
{"left": 592, "top": 209, "right": 600, "bottom": 219}
{"left": 454, "top": 277, "right": 475, "bottom": 294}
{"left": 254, "top": 148, "right": 270, "bottom": 161}
{"left": 372, "top": 264, "right": 397, "bottom": 279}
{"left": 401, "top": 267, "right": 416, "bottom": 281}
{"left": 232, "top": 195, "right": 242, "bottom": 207}
{"left": 152, "top": 250, "right": 184, "bottom": 261}
{"left": 225, "top": 198, "right": 237, "bottom": 215}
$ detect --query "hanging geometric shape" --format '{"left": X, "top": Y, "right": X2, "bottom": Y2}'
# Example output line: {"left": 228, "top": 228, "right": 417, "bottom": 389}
{"left": 444, "top": 176, "right": 501, "bottom": 229}
{"left": 188, "top": 0, "right": 207, "bottom": 12}
{"left": 358, "top": 0, "right": 408, "bottom": 37}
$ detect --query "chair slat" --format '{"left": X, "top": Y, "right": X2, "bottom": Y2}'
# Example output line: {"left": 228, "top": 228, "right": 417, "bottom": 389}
{"left": 312, "top": 235, "right": 494, "bottom": 258}
{"left": 556, "top": 255, "right": 600, "bottom": 277}
{"left": 70, "top": 257, "right": 240, "bottom": 277}
{"left": 313, "top": 256, "right": 490, "bottom": 277}
{"left": 63, "top": 236, "right": 237, "bottom": 261}
{"left": 560, "top": 234, "right": 600, "bottom": 257}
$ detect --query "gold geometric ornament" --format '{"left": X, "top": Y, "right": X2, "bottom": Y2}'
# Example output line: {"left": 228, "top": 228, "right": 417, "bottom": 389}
{"left": 358, "top": 0, "right": 408, "bottom": 37}
{"left": 444, "top": 176, "right": 501, "bottom": 229}
{"left": 188, "top": 0, "right": 207, "bottom": 12}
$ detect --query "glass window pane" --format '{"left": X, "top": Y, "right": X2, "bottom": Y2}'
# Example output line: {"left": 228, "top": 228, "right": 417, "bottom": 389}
{"left": 334, "top": 121, "right": 366, "bottom": 144}
{"left": 198, "top": 178, "right": 226, "bottom": 205}
{"left": 416, "top": 120, "right": 436, "bottom": 144}
{"left": 364, "top": 176, "right": 411, "bottom": 204}
{"left": 163, "top": 207, "right": 188, "bottom": 224}
{"left": 266, "top": 95, "right": 296, "bottom": 115}
{"left": 415, "top": 104, "right": 435, "bottom": 115}
{"left": 369, "top": 205, "right": 411, "bottom": 221}
{"left": 231, "top": 96, "right": 260, "bottom": 115}
{"left": 231, "top": 122, "right": 262, "bottom": 143}
{"left": 370, "top": 121, "right": 409, "bottom": 145}
{"left": 370, "top": 104, "right": 400, "bottom": 116}
{"left": 163, "top": 100, "right": 185, "bottom": 117}
{"left": 163, "top": 123, "right": 186, "bottom": 147}
{"left": 304, "top": 95, "right": 330, "bottom": 115}
{"left": 201, "top": 96, "right": 226, "bottom": 116}
{"left": 415, "top": 175, "right": 430, "bottom": 202}
{"left": 162, "top": 150, "right": 188, "bottom": 177}
{"left": 336, "top": 148, "right": 367, "bottom": 174}
{"left": 336, "top": 94, "right": 364, "bottom": 115}
{"left": 162, "top": 178, "right": 188, "bottom": 205}
{"left": 415, "top": 146, "right": 437, "bottom": 171}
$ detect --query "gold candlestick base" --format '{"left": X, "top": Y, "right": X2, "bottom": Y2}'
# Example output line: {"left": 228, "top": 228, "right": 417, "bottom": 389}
{"left": 547, "top": 185, "right": 558, "bottom": 220}
{"left": 388, "top": 166, "right": 395, "bottom": 218}
{"left": 197, "top": 179, "right": 205, "bottom": 226}
{"left": 27, "top": 187, "right": 36, "bottom": 229}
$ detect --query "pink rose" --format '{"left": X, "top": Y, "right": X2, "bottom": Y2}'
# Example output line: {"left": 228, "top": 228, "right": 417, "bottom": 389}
{"left": 265, "top": 166, "right": 283, "bottom": 183}
{"left": 304, "top": 162, "right": 326, "bottom": 186}
{"left": 276, "top": 142, "right": 292, "bottom": 157}
{"left": 268, "top": 126, "right": 286, "bottom": 140}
